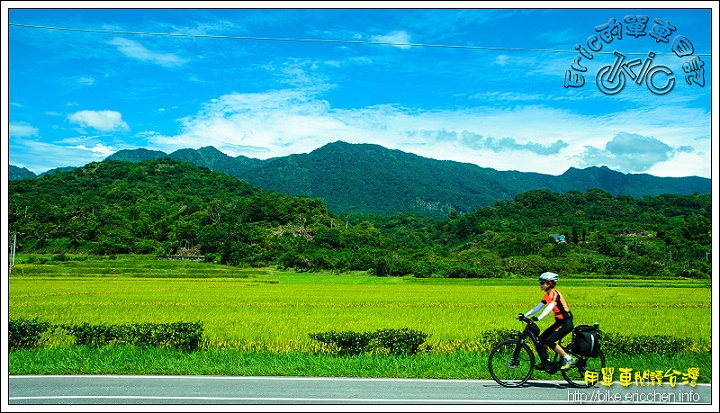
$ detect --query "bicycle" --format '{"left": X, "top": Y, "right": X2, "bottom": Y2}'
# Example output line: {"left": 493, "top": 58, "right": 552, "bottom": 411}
{"left": 487, "top": 315, "right": 606, "bottom": 388}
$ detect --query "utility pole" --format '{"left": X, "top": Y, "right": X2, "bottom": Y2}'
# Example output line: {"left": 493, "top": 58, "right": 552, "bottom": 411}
{"left": 11, "top": 233, "right": 17, "bottom": 273}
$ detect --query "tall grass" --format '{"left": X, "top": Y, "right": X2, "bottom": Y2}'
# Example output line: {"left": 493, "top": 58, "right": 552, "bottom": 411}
{"left": 9, "top": 346, "right": 711, "bottom": 383}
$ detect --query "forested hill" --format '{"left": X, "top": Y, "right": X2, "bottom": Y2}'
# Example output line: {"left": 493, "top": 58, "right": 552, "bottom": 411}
{"left": 242, "top": 142, "right": 710, "bottom": 217}
{"left": 10, "top": 165, "right": 79, "bottom": 180}
{"left": 9, "top": 165, "right": 36, "bottom": 180}
{"left": 12, "top": 141, "right": 710, "bottom": 218}
{"left": 8, "top": 158, "right": 711, "bottom": 279}
{"left": 8, "top": 159, "right": 331, "bottom": 257}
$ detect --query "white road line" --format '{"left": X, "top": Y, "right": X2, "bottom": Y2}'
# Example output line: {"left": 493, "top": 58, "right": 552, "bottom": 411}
{"left": 9, "top": 375, "right": 492, "bottom": 382}
{"left": 9, "top": 395, "right": 563, "bottom": 404}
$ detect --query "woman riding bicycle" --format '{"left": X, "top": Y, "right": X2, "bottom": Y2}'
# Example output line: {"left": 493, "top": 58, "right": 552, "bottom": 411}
{"left": 519, "top": 271, "right": 575, "bottom": 371}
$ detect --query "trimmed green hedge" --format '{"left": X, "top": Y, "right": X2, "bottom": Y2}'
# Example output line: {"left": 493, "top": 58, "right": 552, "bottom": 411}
{"left": 373, "top": 328, "right": 429, "bottom": 356}
{"left": 477, "top": 328, "right": 709, "bottom": 355}
{"left": 309, "top": 328, "right": 429, "bottom": 356}
{"left": 9, "top": 319, "right": 203, "bottom": 352}
{"left": 12, "top": 320, "right": 705, "bottom": 356}
{"left": 9, "top": 318, "right": 51, "bottom": 350}
{"left": 600, "top": 332, "right": 705, "bottom": 355}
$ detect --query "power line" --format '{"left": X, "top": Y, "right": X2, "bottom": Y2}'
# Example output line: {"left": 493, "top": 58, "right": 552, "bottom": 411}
{"left": 8, "top": 22, "right": 565, "bottom": 52}
{"left": 11, "top": 22, "right": 708, "bottom": 56}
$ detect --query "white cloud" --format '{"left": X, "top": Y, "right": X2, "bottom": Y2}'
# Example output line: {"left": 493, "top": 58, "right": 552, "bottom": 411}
{"left": 9, "top": 139, "right": 112, "bottom": 174}
{"left": 77, "top": 76, "right": 95, "bottom": 86}
{"left": 644, "top": 150, "right": 709, "bottom": 178}
{"left": 67, "top": 110, "right": 130, "bottom": 132}
{"left": 577, "top": 132, "right": 707, "bottom": 176}
{"left": 70, "top": 143, "right": 116, "bottom": 157}
{"left": 143, "top": 89, "right": 710, "bottom": 178}
{"left": 494, "top": 55, "right": 510, "bottom": 66}
{"left": 370, "top": 30, "right": 412, "bottom": 49}
{"left": 107, "top": 37, "right": 187, "bottom": 67}
{"left": 9, "top": 122, "right": 39, "bottom": 137}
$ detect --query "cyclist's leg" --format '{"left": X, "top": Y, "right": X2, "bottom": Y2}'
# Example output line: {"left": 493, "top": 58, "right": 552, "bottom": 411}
{"left": 535, "top": 327, "right": 553, "bottom": 367}
{"left": 556, "top": 319, "right": 574, "bottom": 356}
{"left": 544, "top": 320, "right": 572, "bottom": 358}
{"left": 544, "top": 319, "right": 575, "bottom": 368}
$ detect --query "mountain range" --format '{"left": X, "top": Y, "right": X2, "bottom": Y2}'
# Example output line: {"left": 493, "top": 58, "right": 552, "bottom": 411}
{"left": 10, "top": 141, "right": 711, "bottom": 218}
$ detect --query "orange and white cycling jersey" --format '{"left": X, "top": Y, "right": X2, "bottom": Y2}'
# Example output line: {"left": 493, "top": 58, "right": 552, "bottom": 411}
{"left": 541, "top": 289, "right": 572, "bottom": 320}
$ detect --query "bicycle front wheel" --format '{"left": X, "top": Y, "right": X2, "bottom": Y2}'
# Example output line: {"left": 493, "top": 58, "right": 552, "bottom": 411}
{"left": 488, "top": 340, "right": 535, "bottom": 387}
{"left": 561, "top": 349, "right": 606, "bottom": 388}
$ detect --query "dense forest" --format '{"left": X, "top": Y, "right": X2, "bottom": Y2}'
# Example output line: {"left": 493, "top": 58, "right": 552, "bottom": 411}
{"left": 103, "top": 141, "right": 711, "bottom": 218}
{"left": 8, "top": 158, "right": 712, "bottom": 279}
{"left": 13, "top": 142, "right": 711, "bottom": 218}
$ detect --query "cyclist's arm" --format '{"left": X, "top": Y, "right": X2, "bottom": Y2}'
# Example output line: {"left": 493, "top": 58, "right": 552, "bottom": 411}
{"left": 524, "top": 302, "right": 544, "bottom": 317}
{"left": 536, "top": 302, "right": 556, "bottom": 320}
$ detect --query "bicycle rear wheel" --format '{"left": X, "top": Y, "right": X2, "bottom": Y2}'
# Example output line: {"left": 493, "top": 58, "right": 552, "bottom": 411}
{"left": 561, "top": 349, "right": 606, "bottom": 388}
{"left": 488, "top": 340, "right": 534, "bottom": 387}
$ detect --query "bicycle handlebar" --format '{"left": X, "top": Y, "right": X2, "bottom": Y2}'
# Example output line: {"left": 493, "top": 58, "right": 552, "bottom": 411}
{"left": 517, "top": 315, "right": 538, "bottom": 323}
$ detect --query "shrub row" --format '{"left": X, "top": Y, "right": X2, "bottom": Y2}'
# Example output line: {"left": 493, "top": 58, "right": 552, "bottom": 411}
{"left": 477, "top": 328, "right": 707, "bottom": 355}
{"left": 9, "top": 318, "right": 203, "bottom": 352}
{"left": 8, "top": 318, "right": 51, "bottom": 350}
{"left": 600, "top": 332, "right": 705, "bottom": 355}
{"left": 309, "top": 328, "right": 430, "bottom": 356}
{"left": 11, "top": 319, "right": 704, "bottom": 356}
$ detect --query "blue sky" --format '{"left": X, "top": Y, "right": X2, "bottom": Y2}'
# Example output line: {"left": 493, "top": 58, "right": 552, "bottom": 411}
{"left": 3, "top": 4, "right": 717, "bottom": 178}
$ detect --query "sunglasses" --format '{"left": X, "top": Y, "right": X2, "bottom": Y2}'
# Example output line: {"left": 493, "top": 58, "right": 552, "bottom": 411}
{"left": 539, "top": 281, "right": 549, "bottom": 285}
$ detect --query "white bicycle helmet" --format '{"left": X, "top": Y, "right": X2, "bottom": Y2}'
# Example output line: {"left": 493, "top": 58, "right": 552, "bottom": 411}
{"left": 539, "top": 272, "right": 559, "bottom": 283}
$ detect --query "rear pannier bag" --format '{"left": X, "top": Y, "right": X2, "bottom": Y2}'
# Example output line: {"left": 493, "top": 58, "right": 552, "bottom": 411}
{"left": 570, "top": 324, "right": 600, "bottom": 358}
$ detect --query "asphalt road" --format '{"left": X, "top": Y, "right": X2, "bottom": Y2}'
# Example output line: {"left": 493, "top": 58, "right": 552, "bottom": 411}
{"left": 7, "top": 375, "right": 713, "bottom": 406}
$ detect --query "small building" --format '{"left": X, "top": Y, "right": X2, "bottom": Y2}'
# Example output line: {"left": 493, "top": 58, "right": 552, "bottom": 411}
{"left": 549, "top": 233, "right": 566, "bottom": 243}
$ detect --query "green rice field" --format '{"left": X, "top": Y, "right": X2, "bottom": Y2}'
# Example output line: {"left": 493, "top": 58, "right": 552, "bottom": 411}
{"left": 9, "top": 255, "right": 711, "bottom": 353}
